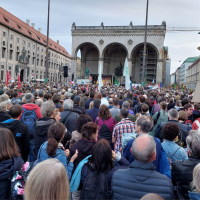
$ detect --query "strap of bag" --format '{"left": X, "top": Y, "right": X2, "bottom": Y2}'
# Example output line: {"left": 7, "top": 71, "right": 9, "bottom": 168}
{"left": 63, "top": 111, "right": 72, "bottom": 124}
{"left": 96, "top": 116, "right": 99, "bottom": 125}
{"left": 169, "top": 146, "right": 181, "bottom": 158}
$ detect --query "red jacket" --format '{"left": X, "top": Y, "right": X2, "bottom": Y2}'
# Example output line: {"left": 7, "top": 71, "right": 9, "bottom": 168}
{"left": 20, "top": 104, "right": 42, "bottom": 119}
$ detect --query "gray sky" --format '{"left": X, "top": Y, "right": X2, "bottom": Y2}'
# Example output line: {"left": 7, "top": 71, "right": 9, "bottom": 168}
{"left": 1, "top": 0, "right": 200, "bottom": 73}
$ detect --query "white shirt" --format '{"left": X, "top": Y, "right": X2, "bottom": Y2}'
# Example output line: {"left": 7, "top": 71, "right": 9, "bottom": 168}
{"left": 100, "top": 97, "right": 109, "bottom": 107}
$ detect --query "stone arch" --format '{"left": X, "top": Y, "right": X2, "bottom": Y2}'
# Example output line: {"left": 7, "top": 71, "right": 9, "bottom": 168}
{"left": 102, "top": 42, "right": 128, "bottom": 75}
{"left": 74, "top": 42, "right": 100, "bottom": 57}
{"left": 74, "top": 42, "right": 100, "bottom": 78}
{"left": 131, "top": 43, "right": 159, "bottom": 83}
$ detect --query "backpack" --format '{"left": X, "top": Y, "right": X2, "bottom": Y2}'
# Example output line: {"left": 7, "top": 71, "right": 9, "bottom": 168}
{"left": 153, "top": 111, "right": 160, "bottom": 125}
{"left": 10, "top": 162, "right": 33, "bottom": 199}
{"left": 167, "top": 146, "right": 181, "bottom": 171}
{"left": 80, "top": 171, "right": 108, "bottom": 200}
{"left": 122, "top": 132, "right": 138, "bottom": 153}
{"left": 21, "top": 108, "right": 37, "bottom": 137}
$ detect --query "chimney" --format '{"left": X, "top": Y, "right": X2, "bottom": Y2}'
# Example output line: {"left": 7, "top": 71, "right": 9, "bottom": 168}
{"left": 38, "top": 28, "right": 42, "bottom": 33}
{"left": 57, "top": 40, "right": 59, "bottom": 44}
{"left": 26, "top": 19, "right": 30, "bottom": 26}
{"left": 31, "top": 23, "right": 35, "bottom": 29}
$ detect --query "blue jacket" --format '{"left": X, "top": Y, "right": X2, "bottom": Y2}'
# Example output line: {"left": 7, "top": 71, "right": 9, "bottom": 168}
{"left": 123, "top": 136, "right": 171, "bottom": 179}
{"left": 112, "top": 160, "right": 173, "bottom": 200}
{"left": 86, "top": 107, "right": 100, "bottom": 122}
{"left": 85, "top": 99, "right": 94, "bottom": 110}
{"left": 189, "top": 191, "right": 200, "bottom": 200}
{"left": 35, "top": 141, "right": 74, "bottom": 179}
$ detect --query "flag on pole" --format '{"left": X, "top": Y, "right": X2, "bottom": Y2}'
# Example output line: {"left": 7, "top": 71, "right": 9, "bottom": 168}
{"left": 18, "top": 74, "right": 21, "bottom": 89}
{"left": 86, "top": 84, "right": 89, "bottom": 92}
{"left": 31, "top": 74, "right": 33, "bottom": 79}
{"left": 6, "top": 70, "right": 11, "bottom": 86}
{"left": 133, "top": 84, "right": 135, "bottom": 89}
{"left": 115, "top": 76, "right": 119, "bottom": 86}
{"left": 152, "top": 79, "right": 155, "bottom": 84}
{"left": 123, "top": 58, "right": 130, "bottom": 90}
{"left": 174, "top": 83, "right": 176, "bottom": 89}
{"left": 98, "top": 62, "right": 103, "bottom": 91}
{"left": 130, "top": 81, "right": 132, "bottom": 91}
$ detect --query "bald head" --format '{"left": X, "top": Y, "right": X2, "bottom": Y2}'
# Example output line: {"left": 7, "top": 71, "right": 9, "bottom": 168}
{"left": 132, "top": 134, "right": 156, "bottom": 162}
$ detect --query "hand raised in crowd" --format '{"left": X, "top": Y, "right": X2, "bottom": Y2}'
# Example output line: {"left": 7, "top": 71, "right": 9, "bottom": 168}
{"left": 70, "top": 149, "right": 78, "bottom": 163}
{"left": 65, "top": 149, "right": 70, "bottom": 157}
{"left": 112, "top": 150, "right": 117, "bottom": 160}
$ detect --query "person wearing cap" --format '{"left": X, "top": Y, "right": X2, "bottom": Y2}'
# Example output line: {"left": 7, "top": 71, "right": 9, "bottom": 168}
{"left": 73, "top": 96, "right": 85, "bottom": 115}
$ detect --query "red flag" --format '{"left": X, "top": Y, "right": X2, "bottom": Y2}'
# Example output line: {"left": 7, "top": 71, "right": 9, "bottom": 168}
{"left": 154, "top": 100, "right": 157, "bottom": 105}
{"left": 6, "top": 70, "right": 11, "bottom": 86}
{"left": 18, "top": 74, "right": 21, "bottom": 89}
{"left": 133, "top": 84, "right": 135, "bottom": 89}
{"left": 86, "top": 84, "right": 89, "bottom": 92}
{"left": 95, "top": 87, "right": 97, "bottom": 92}
{"left": 147, "top": 84, "right": 149, "bottom": 87}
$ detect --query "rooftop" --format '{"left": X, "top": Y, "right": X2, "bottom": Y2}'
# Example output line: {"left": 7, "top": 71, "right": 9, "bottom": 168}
{"left": 0, "top": 7, "right": 71, "bottom": 58}
{"left": 182, "top": 56, "right": 199, "bottom": 65}
{"left": 187, "top": 57, "right": 200, "bottom": 70}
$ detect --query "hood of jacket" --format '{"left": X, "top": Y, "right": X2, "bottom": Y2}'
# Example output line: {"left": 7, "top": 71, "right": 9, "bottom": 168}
{"left": 22, "top": 103, "right": 39, "bottom": 110}
{"left": 0, "top": 119, "right": 21, "bottom": 131}
{"left": 34, "top": 118, "right": 56, "bottom": 137}
{"left": 0, "top": 156, "right": 23, "bottom": 180}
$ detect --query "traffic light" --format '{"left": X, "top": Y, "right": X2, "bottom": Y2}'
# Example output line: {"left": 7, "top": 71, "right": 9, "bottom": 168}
{"left": 63, "top": 65, "right": 68, "bottom": 77}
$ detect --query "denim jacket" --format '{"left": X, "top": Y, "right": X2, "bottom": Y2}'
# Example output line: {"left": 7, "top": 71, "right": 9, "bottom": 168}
{"left": 161, "top": 140, "right": 188, "bottom": 163}
{"left": 35, "top": 141, "right": 74, "bottom": 179}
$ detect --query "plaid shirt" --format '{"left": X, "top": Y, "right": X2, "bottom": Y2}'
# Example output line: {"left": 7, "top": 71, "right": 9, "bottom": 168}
{"left": 112, "top": 118, "right": 135, "bottom": 153}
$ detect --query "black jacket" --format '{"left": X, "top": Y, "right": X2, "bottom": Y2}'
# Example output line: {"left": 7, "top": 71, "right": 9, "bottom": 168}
{"left": 172, "top": 157, "right": 200, "bottom": 200}
{"left": 0, "top": 120, "right": 30, "bottom": 162}
{"left": 0, "top": 156, "right": 23, "bottom": 199}
{"left": 0, "top": 112, "right": 10, "bottom": 123}
{"left": 167, "top": 103, "right": 175, "bottom": 111}
{"left": 112, "top": 160, "right": 174, "bottom": 200}
{"left": 33, "top": 118, "right": 56, "bottom": 160}
{"left": 154, "top": 120, "right": 189, "bottom": 147}
{"left": 81, "top": 157, "right": 130, "bottom": 199}
{"left": 60, "top": 110, "right": 79, "bottom": 133}
{"left": 68, "top": 139, "right": 96, "bottom": 171}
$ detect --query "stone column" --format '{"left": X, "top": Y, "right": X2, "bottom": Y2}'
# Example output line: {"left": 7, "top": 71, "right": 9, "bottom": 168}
{"left": 98, "top": 58, "right": 104, "bottom": 74}
{"left": 71, "top": 57, "right": 77, "bottom": 82}
{"left": 81, "top": 59, "right": 86, "bottom": 78}
{"left": 156, "top": 59, "right": 163, "bottom": 83}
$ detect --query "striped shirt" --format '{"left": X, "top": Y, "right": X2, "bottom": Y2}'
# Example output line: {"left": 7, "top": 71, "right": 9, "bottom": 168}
{"left": 112, "top": 118, "right": 135, "bottom": 153}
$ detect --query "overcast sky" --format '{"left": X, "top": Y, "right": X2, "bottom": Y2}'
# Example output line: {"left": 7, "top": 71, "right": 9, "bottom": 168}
{"left": 1, "top": 0, "right": 200, "bottom": 73}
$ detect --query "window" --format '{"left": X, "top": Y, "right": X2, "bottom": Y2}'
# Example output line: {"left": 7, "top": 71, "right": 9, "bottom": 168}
{"left": 10, "top": 35, "right": 13, "bottom": 39}
{"left": 17, "top": 24, "right": 22, "bottom": 30}
{"left": 32, "top": 57, "right": 35, "bottom": 64}
{"left": 28, "top": 50, "right": 30, "bottom": 54}
{"left": 9, "top": 66, "right": 11, "bottom": 77}
{"left": 33, "top": 52, "right": 35, "bottom": 56}
{"left": 41, "top": 59, "right": 43, "bottom": 66}
{"left": 33, "top": 45, "right": 35, "bottom": 49}
{"left": 28, "top": 31, "right": 32, "bottom": 36}
{"left": 4, "top": 17, "right": 9, "bottom": 23}
{"left": 16, "top": 52, "right": 19, "bottom": 61}
{"left": 23, "top": 41, "right": 25, "bottom": 45}
{"left": 28, "top": 43, "right": 30, "bottom": 47}
{"left": 3, "top": 41, "right": 5, "bottom": 46}
{"left": 42, "top": 49, "right": 43, "bottom": 52}
{"left": 9, "top": 50, "right": 13, "bottom": 60}
{"left": 1, "top": 65, "right": 4, "bottom": 81}
{"left": 10, "top": 44, "right": 12, "bottom": 48}
{"left": 37, "top": 36, "right": 40, "bottom": 40}
{"left": 2, "top": 47, "right": 6, "bottom": 58}
{"left": 3, "top": 32, "right": 6, "bottom": 37}
{"left": 17, "top": 38, "right": 19, "bottom": 42}
{"left": 17, "top": 46, "right": 19, "bottom": 51}
{"left": 37, "top": 59, "right": 39, "bottom": 66}
{"left": 38, "top": 47, "right": 39, "bottom": 50}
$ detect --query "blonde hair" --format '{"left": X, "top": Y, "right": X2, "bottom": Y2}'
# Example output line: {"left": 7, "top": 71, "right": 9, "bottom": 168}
{"left": 25, "top": 159, "right": 69, "bottom": 200}
{"left": 192, "top": 163, "right": 200, "bottom": 192}
{"left": 89, "top": 101, "right": 94, "bottom": 109}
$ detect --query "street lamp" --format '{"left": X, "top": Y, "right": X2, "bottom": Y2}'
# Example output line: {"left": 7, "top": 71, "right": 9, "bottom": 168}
{"left": 142, "top": 0, "right": 149, "bottom": 83}
{"left": 45, "top": 0, "right": 50, "bottom": 83}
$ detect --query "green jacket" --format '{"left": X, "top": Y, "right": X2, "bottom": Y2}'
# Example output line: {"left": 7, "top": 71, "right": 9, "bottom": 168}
{"left": 114, "top": 114, "right": 135, "bottom": 123}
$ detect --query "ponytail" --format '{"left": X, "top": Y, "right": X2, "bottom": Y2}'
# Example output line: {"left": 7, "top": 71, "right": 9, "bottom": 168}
{"left": 47, "top": 122, "right": 65, "bottom": 157}
{"left": 47, "top": 137, "right": 59, "bottom": 157}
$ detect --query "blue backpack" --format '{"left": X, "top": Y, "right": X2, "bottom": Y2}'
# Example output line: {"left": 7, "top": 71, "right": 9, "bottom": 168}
{"left": 21, "top": 108, "right": 37, "bottom": 137}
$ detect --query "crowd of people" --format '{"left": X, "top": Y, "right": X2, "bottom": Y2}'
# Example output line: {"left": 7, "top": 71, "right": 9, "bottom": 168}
{"left": 0, "top": 82, "right": 200, "bottom": 200}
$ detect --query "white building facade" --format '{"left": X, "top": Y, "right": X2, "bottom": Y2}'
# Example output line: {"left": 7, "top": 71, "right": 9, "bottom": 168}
{"left": 0, "top": 7, "right": 71, "bottom": 83}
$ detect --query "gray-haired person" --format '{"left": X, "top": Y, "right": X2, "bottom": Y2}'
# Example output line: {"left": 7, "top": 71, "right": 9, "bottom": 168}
{"left": 112, "top": 134, "right": 174, "bottom": 200}
{"left": 154, "top": 108, "right": 190, "bottom": 146}
{"left": 60, "top": 99, "right": 79, "bottom": 133}
{"left": 0, "top": 102, "right": 10, "bottom": 122}
{"left": 172, "top": 130, "right": 200, "bottom": 200}
{"left": 33, "top": 101, "right": 56, "bottom": 161}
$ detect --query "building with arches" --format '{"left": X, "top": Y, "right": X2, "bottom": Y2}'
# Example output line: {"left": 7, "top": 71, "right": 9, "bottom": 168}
{"left": 71, "top": 21, "right": 168, "bottom": 84}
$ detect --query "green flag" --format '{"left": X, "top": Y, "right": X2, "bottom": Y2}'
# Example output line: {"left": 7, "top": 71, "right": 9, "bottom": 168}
{"left": 174, "top": 83, "right": 176, "bottom": 89}
{"left": 44, "top": 78, "right": 48, "bottom": 83}
{"left": 115, "top": 76, "right": 119, "bottom": 86}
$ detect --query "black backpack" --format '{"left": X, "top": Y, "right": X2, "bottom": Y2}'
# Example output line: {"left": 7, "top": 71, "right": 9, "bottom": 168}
{"left": 80, "top": 171, "right": 108, "bottom": 200}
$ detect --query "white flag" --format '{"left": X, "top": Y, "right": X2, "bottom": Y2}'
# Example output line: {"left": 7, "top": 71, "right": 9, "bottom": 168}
{"left": 98, "top": 62, "right": 103, "bottom": 91}
{"left": 123, "top": 58, "right": 130, "bottom": 90}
